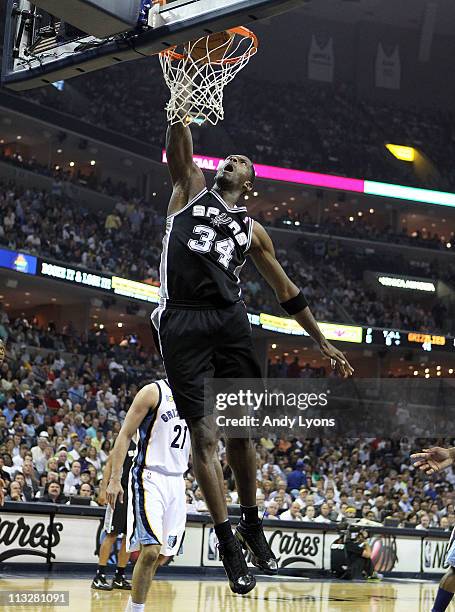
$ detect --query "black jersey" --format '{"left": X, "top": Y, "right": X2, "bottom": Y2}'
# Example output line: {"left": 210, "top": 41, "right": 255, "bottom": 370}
{"left": 159, "top": 188, "right": 254, "bottom": 307}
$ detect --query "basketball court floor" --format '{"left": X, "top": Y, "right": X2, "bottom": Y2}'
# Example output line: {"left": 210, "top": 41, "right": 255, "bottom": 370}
{"left": 0, "top": 574, "right": 441, "bottom": 611}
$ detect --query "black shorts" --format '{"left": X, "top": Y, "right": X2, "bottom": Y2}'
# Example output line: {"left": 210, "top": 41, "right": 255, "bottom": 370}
{"left": 151, "top": 301, "right": 262, "bottom": 420}
{"left": 112, "top": 492, "right": 128, "bottom": 534}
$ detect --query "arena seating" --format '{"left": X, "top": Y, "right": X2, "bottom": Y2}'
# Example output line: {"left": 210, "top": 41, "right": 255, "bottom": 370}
{"left": 20, "top": 64, "right": 455, "bottom": 190}
{"left": 1, "top": 309, "right": 453, "bottom": 527}
{"left": 0, "top": 174, "right": 451, "bottom": 333}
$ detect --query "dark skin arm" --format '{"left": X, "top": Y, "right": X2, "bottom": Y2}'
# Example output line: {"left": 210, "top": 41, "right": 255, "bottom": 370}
{"left": 166, "top": 124, "right": 206, "bottom": 216}
{"left": 411, "top": 447, "right": 455, "bottom": 475}
{"left": 248, "top": 222, "right": 354, "bottom": 378}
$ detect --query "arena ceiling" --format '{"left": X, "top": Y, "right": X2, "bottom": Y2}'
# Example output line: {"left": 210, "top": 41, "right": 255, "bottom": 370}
{"left": 277, "top": 0, "right": 455, "bottom": 36}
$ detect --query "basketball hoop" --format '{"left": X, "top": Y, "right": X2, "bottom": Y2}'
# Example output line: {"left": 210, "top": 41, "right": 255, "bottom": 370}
{"left": 159, "top": 26, "right": 258, "bottom": 126}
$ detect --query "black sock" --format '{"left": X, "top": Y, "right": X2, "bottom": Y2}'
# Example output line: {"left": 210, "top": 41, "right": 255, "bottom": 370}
{"left": 96, "top": 564, "right": 108, "bottom": 576}
{"left": 214, "top": 519, "right": 234, "bottom": 544}
{"left": 432, "top": 587, "right": 454, "bottom": 611}
{"left": 115, "top": 566, "right": 126, "bottom": 577}
{"left": 240, "top": 505, "right": 260, "bottom": 525}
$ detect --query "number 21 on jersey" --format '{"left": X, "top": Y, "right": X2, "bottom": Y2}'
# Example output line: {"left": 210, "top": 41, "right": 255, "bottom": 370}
{"left": 188, "top": 225, "right": 235, "bottom": 269}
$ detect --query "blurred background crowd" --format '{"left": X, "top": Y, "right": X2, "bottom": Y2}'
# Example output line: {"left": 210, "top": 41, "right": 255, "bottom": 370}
{"left": 0, "top": 309, "right": 453, "bottom": 532}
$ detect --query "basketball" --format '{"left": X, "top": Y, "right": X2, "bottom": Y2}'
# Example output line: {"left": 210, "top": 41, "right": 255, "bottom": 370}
{"left": 188, "top": 31, "right": 235, "bottom": 64}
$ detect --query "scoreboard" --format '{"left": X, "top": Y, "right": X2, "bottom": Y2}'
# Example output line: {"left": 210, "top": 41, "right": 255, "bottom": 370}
{"left": 364, "top": 328, "right": 451, "bottom": 353}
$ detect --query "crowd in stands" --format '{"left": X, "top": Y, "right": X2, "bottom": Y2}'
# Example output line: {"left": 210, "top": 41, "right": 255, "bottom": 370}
{"left": 1, "top": 310, "right": 453, "bottom": 531}
{"left": 268, "top": 211, "right": 455, "bottom": 253}
{"left": 22, "top": 62, "right": 455, "bottom": 190}
{"left": 242, "top": 237, "right": 451, "bottom": 334}
{"left": 0, "top": 173, "right": 452, "bottom": 333}
{"left": 3, "top": 139, "right": 454, "bottom": 256}
{"left": 0, "top": 149, "right": 141, "bottom": 202}
{"left": 0, "top": 179, "right": 164, "bottom": 281}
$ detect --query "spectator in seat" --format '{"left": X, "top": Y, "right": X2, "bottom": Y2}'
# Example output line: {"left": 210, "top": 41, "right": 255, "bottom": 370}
{"left": 303, "top": 505, "right": 316, "bottom": 522}
{"left": 41, "top": 481, "right": 67, "bottom": 504}
{"left": 6, "top": 480, "right": 26, "bottom": 502}
{"left": 315, "top": 502, "right": 332, "bottom": 523}
{"left": 31, "top": 433, "right": 50, "bottom": 474}
{"left": 280, "top": 501, "right": 304, "bottom": 521}
{"left": 22, "top": 460, "right": 40, "bottom": 498}
{"left": 287, "top": 459, "right": 306, "bottom": 496}
{"left": 63, "top": 460, "right": 81, "bottom": 495}
{"left": 264, "top": 500, "right": 280, "bottom": 520}
{"left": 77, "top": 482, "right": 98, "bottom": 506}
{"left": 416, "top": 513, "right": 430, "bottom": 530}
{"left": 295, "top": 488, "right": 309, "bottom": 510}
{"left": 256, "top": 493, "right": 266, "bottom": 519}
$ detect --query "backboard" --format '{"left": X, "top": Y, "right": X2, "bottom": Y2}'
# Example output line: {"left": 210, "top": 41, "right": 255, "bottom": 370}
{"left": 2, "top": 0, "right": 303, "bottom": 91}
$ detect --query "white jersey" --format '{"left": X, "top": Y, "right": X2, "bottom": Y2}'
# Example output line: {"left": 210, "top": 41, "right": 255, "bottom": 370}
{"left": 134, "top": 379, "right": 190, "bottom": 476}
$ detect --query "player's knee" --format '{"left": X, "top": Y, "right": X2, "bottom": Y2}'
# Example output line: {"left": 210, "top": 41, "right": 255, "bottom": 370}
{"left": 140, "top": 544, "right": 161, "bottom": 567}
{"left": 440, "top": 567, "right": 455, "bottom": 592}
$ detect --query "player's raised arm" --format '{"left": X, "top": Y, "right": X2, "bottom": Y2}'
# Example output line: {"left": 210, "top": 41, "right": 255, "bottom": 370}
{"left": 166, "top": 123, "right": 206, "bottom": 214}
{"left": 106, "top": 383, "right": 160, "bottom": 507}
{"left": 248, "top": 222, "right": 354, "bottom": 378}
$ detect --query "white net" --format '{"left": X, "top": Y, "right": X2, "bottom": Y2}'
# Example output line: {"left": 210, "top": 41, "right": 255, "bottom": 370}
{"left": 159, "top": 28, "right": 258, "bottom": 126}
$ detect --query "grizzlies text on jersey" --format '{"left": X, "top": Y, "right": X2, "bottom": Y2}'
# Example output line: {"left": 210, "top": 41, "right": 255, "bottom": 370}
{"left": 159, "top": 188, "right": 254, "bottom": 307}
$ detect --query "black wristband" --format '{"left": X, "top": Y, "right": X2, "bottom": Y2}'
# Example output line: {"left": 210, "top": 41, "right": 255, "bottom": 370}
{"left": 280, "top": 291, "right": 308, "bottom": 315}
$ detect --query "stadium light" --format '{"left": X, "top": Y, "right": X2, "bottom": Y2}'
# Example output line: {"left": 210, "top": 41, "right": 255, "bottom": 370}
{"left": 386, "top": 144, "right": 416, "bottom": 162}
{"left": 364, "top": 181, "right": 455, "bottom": 208}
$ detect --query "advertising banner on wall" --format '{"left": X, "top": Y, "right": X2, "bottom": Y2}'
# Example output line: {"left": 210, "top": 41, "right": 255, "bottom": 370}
{"left": 0, "top": 507, "right": 451, "bottom": 578}
{"left": 0, "top": 512, "right": 101, "bottom": 564}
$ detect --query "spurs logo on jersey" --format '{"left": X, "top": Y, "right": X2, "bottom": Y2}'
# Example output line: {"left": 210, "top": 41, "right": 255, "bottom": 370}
{"left": 133, "top": 380, "right": 190, "bottom": 476}
{"left": 159, "top": 189, "right": 254, "bottom": 306}
{"left": 210, "top": 212, "right": 233, "bottom": 228}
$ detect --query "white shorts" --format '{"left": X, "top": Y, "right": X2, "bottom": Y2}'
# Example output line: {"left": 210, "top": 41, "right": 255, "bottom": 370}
{"left": 127, "top": 468, "right": 186, "bottom": 557}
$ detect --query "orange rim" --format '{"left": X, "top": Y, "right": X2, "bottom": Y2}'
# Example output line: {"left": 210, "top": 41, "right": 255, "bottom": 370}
{"left": 161, "top": 26, "right": 258, "bottom": 64}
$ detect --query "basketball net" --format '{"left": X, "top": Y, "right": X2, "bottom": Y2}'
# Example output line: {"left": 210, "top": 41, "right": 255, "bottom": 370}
{"left": 159, "top": 27, "right": 258, "bottom": 126}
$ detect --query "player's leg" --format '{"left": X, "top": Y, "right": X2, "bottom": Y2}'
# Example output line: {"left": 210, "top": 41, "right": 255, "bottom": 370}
{"left": 155, "top": 307, "right": 256, "bottom": 594}
{"left": 432, "top": 567, "right": 455, "bottom": 611}
{"left": 225, "top": 437, "right": 256, "bottom": 506}
{"left": 128, "top": 543, "right": 161, "bottom": 611}
{"left": 187, "top": 414, "right": 227, "bottom": 524}
{"left": 126, "top": 467, "right": 164, "bottom": 609}
{"left": 214, "top": 302, "right": 278, "bottom": 574}
{"left": 112, "top": 535, "right": 132, "bottom": 590}
{"left": 109, "top": 494, "right": 132, "bottom": 590}
{"left": 91, "top": 530, "right": 117, "bottom": 590}
{"left": 227, "top": 433, "right": 277, "bottom": 574}
{"left": 187, "top": 414, "right": 256, "bottom": 593}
